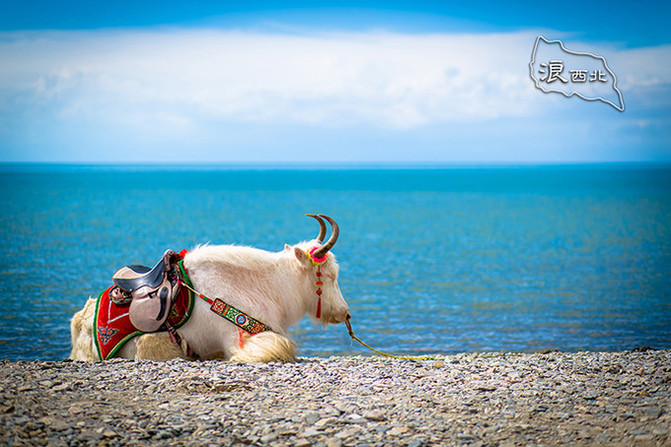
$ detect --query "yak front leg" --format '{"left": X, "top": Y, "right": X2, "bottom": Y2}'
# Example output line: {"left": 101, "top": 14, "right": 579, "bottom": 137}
{"left": 134, "top": 333, "right": 188, "bottom": 361}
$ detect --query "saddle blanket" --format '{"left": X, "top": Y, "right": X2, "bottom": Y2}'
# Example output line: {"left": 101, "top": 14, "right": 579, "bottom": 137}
{"left": 94, "top": 261, "right": 194, "bottom": 360}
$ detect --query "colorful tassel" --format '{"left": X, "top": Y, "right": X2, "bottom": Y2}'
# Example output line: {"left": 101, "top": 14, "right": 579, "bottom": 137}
{"left": 315, "top": 265, "right": 323, "bottom": 318}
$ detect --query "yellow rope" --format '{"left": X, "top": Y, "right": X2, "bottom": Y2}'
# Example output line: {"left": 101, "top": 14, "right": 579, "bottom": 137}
{"left": 345, "top": 318, "right": 438, "bottom": 361}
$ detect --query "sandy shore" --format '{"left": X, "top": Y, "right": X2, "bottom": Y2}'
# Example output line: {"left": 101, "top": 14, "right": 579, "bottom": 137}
{"left": 1, "top": 350, "right": 669, "bottom": 446}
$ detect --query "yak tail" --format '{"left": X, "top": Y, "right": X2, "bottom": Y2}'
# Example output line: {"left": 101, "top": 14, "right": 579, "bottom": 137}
{"left": 69, "top": 298, "right": 99, "bottom": 361}
{"left": 229, "top": 331, "right": 297, "bottom": 363}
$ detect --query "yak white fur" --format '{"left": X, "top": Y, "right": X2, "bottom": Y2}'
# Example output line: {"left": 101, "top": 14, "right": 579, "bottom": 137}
{"left": 70, "top": 240, "right": 349, "bottom": 363}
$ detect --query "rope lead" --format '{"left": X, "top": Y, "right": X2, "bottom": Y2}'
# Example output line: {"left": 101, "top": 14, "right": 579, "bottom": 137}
{"left": 345, "top": 316, "right": 438, "bottom": 361}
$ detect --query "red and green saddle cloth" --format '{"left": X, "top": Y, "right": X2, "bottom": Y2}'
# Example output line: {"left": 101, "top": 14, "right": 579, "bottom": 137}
{"left": 94, "top": 259, "right": 194, "bottom": 360}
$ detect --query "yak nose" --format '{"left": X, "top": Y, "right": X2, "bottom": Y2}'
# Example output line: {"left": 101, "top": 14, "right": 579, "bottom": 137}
{"left": 330, "top": 306, "right": 350, "bottom": 324}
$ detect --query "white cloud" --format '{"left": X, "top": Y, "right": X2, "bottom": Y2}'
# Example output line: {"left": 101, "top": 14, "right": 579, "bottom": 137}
{"left": 1, "top": 28, "right": 669, "bottom": 162}
{"left": 0, "top": 29, "right": 557, "bottom": 131}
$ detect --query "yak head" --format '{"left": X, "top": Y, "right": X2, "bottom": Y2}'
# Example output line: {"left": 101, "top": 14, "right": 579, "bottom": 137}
{"left": 288, "top": 214, "right": 350, "bottom": 326}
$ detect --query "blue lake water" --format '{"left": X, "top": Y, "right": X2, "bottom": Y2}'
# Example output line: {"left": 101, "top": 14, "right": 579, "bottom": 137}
{"left": 0, "top": 164, "right": 670, "bottom": 361}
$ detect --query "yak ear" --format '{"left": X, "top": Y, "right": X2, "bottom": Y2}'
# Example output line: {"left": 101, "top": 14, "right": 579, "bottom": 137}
{"left": 294, "top": 247, "right": 310, "bottom": 265}
{"left": 284, "top": 243, "right": 291, "bottom": 251}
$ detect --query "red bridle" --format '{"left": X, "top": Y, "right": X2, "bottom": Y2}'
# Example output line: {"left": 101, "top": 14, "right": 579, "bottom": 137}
{"left": 307, "top": 246, "right": 328, "bottom": 319}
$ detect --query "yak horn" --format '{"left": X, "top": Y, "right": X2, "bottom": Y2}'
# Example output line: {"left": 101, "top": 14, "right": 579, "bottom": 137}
{"left": 306, "top": 214, "right": 327, "bottom": 243}
{"left": 312, "top": 214, "right": 339, "bottom": 259}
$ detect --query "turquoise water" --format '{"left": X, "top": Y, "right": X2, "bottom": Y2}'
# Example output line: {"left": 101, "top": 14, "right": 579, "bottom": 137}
{"left": 1, "top": 164, "right": 670, "bottom": 360}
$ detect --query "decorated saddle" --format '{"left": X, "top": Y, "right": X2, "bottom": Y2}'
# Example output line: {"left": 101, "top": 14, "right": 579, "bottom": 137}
{"left": 94, "top": 250, "right": 194, "bottom": 360}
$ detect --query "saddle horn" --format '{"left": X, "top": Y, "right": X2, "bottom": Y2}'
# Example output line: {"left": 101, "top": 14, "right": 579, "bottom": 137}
{"left": 312, "top": 214, "right": 339, "bottom": 259}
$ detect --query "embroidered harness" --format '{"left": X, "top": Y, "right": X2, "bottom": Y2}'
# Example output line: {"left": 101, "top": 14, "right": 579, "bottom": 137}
{"left": 94, "top": 278, "right": 194, "bottom": 360}
{"left": 93, "top": 250, "right": 274, "bottom": 360}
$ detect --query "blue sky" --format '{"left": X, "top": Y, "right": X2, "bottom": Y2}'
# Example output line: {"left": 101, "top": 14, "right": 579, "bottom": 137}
{"left": 0, "top": 1, "right": 669, "bottom": 163}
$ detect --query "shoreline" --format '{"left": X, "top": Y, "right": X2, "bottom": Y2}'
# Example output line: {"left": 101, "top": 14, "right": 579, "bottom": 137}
{"left": 1, "top": 350, "right": 669, "bottom": 446}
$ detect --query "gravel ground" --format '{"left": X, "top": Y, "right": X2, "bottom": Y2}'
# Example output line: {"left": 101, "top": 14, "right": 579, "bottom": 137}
{"left": 1, "top": 350, "right": 670, "bottom": 446}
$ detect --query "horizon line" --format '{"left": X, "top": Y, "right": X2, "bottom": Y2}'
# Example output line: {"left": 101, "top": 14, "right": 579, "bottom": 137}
{"left": 2, "top": 161, "right": 671, "bottom": 172}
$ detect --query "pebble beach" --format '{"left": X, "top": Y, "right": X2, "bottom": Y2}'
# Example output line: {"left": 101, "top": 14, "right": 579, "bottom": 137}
{"left": 1, "top": 350, "right": 670, "bottom": 446}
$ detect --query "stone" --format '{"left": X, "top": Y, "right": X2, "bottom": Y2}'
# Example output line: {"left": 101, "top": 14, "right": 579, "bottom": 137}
{"left": 315, "top": 417, "right": 335, "bottom": 428}
{"left": 335, "top": 428, "right": 358, "bottom": 439}
{"left": 408, "top": 439, "right": 425, "bottom": 447}
{"left": 299, "top": 428, "right": 320, "bottom": 438}
{"left": 629, "top": 429, "right": 649, "bottom": 435}
{"left": 476, "top": 385, "right": 497, "bottom": 392}
{"left": 457, "top": 433, "right": 478, "bottom": 441}
{"left": 77, "top": 429, "right": 102, "bottom": 441}
{"left": 304, "top": 411, "right": 321, "bottom": 425}
{"left": 363, "top": 410, "right": 385, "bottom": 421}
{"left": 260, "top": 433, "right": 278, "bottom": 443}
{"left": 102, "top": 429, "right": 117, "bottom": 438}
{"left": 644, "top": 407, "right": 663, "bottom": 419}
{"left": 68, "top": 405, "right": 85, "bottom": 415}
{"left": 343, "top": 413, "right": 366, "bottom": 424}
{"left": 1, "top": 352, "right": 670, "bottom": 447}
{"left": 388, "top": 426, "right": 410, "bottom": 436}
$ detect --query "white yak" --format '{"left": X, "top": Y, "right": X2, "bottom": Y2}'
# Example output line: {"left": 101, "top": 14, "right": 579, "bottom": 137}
{"left": 70, "top": 214, "right": 350, "bottom": 362}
